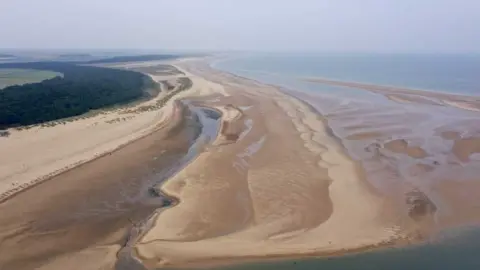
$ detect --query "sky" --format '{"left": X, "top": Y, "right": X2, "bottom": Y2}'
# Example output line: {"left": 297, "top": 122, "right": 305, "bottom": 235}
{"left": 1, "top": 0, "right": 479, "bottom": 53}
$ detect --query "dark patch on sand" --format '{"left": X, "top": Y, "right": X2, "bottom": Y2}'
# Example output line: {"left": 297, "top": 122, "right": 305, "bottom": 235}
{"left": 384, "top": 139, "right": 427, "bottom": 159}
{"left": 452, "top": 137, "right": 480, "bottom": 162}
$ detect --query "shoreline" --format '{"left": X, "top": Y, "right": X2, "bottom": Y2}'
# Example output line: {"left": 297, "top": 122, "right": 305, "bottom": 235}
{"left": 134, "top": 58, "right": 480, "bottom": 270}
{"left": 0, "top": 61, "right": 229, "bottom": 270}
{"left": 0, "top": 99, "right": 208, "bottom": 269}
{"left": 0, "top": 62, "right": 219, "bottom": 203}
{"left": 132, "top": 58, "right": 418, "bottom": 269}
{"left": 304, "top": 77, "right": 480, "bottom": 99}
{"left": 304, "top": 77, "right": 480, "bottom": 111}
{"left": 154, "top": 236, "right": 420, "bottom": 270}
{"left": 3, "top": 56, "right": 476, "bottom": 269}
{"left": 0, "top": 102, "right": 178, "bottom": 203}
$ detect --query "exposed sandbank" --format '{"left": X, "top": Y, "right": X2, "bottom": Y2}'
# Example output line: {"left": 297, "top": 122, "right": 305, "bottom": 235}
{"left": 2, "top": 57, "right": 478, "bottom": 270}
{"left": 133, "top": 59, "right": 416, "bottom": 268}
{"left": 304, "top": 77, "right": 480, "bottom": 112}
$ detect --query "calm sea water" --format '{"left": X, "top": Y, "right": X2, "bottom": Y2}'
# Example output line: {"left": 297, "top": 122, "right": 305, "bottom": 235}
{"left": 209, "top": 53, "right": 480, "bottom": 270}
{"left": 213, "top": 53, "right": 480, "bottom": 97}
{"left": 208, "top": 227, "right": 480, "bottom": 270}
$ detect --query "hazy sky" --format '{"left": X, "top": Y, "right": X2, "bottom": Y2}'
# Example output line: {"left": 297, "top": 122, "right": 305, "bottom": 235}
{"left": 1, "top": 0, "right": 479, "bottom": 53}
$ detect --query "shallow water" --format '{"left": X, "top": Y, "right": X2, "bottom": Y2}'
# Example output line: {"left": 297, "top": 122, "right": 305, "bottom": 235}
{"left": 197, "top": 226, "right": 480, "bottom": 270}
{"left": 0, "top": 104, "right": 221, "bottom": 269}
{"left": 211, "top": 55, "right": 480, "bottom": 270}
{"left": 214, "top": 53, "right": 480, "bottom": 96}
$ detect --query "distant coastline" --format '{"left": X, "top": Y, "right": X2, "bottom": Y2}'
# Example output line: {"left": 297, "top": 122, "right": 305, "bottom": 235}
{"left": 304, "top": 77, "right": 480, "bottom": 112}
{"left": 213, "top": 53, "right": 480, "bottom": 97}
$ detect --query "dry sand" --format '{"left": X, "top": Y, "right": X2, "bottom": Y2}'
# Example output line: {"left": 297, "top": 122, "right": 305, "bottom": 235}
{"left": 4, "top": 57, "right": 477, "bottom": 269}
{"left": 133, "top": 59, "right": 414, "bottom": 268}
{"left": 0, "top": 99, "right": 199, "bottom": 270}
{"left": 0, "top": 61, "right": 227, "bottom": 269}
{"left": 0, "top": 62, "right": 223, "bottom": 203}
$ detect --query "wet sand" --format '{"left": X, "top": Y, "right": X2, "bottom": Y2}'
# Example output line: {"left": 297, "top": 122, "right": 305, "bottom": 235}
{"left": 451, "top": 137, "right": 480, "bottom": 162}
{"left": 0, "top": 100, "right": 217, "bottom": 269}
{"left": 133, "top": 60, "right": 415, "bottom": 268}
{"left": 383, "top": 139, "right": 427, "bottom": 159}
{"left": 0, "top": 62, "right": 225, "bottom": 269}
{"left": 1, "top": 58, "right": 480, "bottom": 269}
{"left": 290, "top": 83, "right": 480, "bottom": 233}
{"left": 305, "top": 77, "right": 480, "bottom": 112}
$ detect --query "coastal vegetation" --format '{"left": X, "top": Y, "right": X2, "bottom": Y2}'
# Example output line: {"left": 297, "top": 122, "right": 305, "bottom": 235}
{"left": 129, "top": 64, "right": 185, "bottom": 76}
{"left": 58, "top": 53, "right": 92, "bottom": 58}
{"left": 86, "top": 54, "right": 178, "bottom": 64}
{"left": 123, "top": 77, "right": 193, "bottom": 114}
{"left": 55, "top": 53, "right": 94, "bottom": 61}
{"left": 0, "top": 62, "right": 158, "bottom": 128}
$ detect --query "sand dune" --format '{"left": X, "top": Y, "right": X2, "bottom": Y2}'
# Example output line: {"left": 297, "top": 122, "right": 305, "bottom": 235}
{"left": 0, "top": 62, "right": 223, "bottom": 203}
{"left": 0, "top": 61, "right": 230, "bottom": 269}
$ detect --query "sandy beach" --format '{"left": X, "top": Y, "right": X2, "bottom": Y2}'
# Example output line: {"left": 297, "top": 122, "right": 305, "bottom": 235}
{"left": 1, "top": 57, "right": 480, "bottom": 269}
{"left": 0, "top": 61, "right": 222, "bottom": 202}
{"left": 132, "top": 60, "right": 418, "bottom": 268}
{"left": 0, "top": 60, "right": 226, "bottom": 269}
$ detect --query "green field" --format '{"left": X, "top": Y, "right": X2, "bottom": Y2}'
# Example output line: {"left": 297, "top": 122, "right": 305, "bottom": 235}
{"left": 0, "top": 69, "right": 62, "bottom": 89}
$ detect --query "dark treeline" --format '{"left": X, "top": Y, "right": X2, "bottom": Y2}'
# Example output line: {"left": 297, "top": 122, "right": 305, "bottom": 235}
{"left": 0, "top": 62, "right": 158, "bottom": 128}
{"left": 58, "top": 53, "right": 92, "bottom": 58}
{"left": 86, "top": 54, "right": 178, "bottom": 64}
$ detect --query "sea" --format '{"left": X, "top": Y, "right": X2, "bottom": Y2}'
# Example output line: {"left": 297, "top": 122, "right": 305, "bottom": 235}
{"left": 213, "top": 53, "right": 480, "bottom": 98}
{"left": 207, "top": 53, "right": 480, "bottom": 270}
